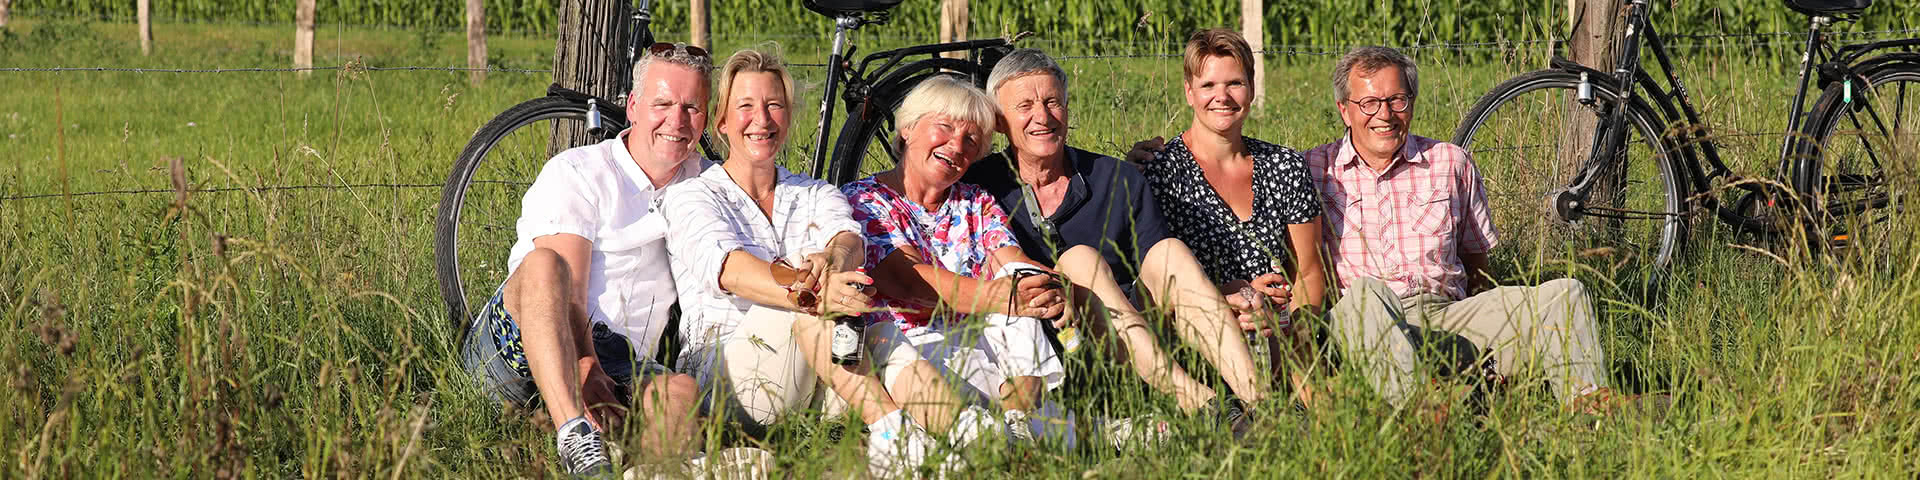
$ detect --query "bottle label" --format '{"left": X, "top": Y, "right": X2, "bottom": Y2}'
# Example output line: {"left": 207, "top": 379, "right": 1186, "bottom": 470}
{"left": 831, "top": 321, "right": 862, "bottom": 363}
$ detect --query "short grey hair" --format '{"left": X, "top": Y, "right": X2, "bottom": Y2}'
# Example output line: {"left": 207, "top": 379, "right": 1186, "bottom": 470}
{"left": 1332, "top": 46, "right": 1418, "bottom": 104}
{"left": 892, "top": 75, "right": 999, "bottom": 154}
{"left": 631, "top": 43, "right": 715, "bottom": 94}
{"left": 986, "top": 48, "right": 1069, "bottom": 102}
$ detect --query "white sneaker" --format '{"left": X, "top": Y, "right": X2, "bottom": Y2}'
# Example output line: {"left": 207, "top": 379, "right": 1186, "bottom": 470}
{"left": 867, "top": 411, "right": 934, "bottom": 479}
{"left": 948, "top": 405, "right": 1007, "bottom": 448}
{"left": 694, "top": 448, "right": 774, "bottom": 480}
{"left": 1099, "top": 415, "right": 1174, "bottom": 451}
{"left": 1002, "top": 409, "right": 1037, "bottom": 444}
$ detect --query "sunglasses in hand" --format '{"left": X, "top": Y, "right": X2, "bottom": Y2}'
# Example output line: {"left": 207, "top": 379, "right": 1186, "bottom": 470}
{"left": 769, "top": 259, "right": 820, "bottom": 312}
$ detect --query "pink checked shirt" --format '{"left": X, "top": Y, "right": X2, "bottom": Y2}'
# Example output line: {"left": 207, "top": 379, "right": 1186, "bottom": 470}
{"left": 1304, "top": 135, "right": 1498, "bottom": 301}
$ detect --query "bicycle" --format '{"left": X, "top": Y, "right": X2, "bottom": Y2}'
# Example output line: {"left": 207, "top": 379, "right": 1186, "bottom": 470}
{"left": 433, "top": 0, "right": 1011, "bottom": 340}
{"left": 1451, "top": 0, "right": 1919, "bottom": 295}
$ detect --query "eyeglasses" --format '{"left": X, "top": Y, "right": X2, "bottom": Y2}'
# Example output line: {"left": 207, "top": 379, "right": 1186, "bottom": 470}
{"left": 1343, "top": 93, "right": 1414, "bottom": 116}
{"left": 647, "top": 42, "right": 710, "bottom": 61}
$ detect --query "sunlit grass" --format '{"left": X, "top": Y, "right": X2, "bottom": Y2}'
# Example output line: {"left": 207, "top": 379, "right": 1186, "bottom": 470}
{"left": 3, "top": 18, "right": 1919, "bottom": 477}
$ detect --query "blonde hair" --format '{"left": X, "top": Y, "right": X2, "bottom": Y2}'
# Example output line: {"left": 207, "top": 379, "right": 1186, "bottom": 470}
{"left": 1182, "top": 28, "right": 1255, "bottom": 82}
{"left": 712, "top": 49, "right": 797, "bottom": 152}
{"left": 892, "top": 76, "right": 999, "bottom": 154}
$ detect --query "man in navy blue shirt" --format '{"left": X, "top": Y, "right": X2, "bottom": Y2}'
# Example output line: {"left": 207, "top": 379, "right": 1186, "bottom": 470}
{"left": 963, "top": 49, "right": 1278, "bottom": 437}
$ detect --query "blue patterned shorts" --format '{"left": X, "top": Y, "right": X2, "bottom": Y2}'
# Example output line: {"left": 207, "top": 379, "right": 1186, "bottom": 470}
{"left": 459, "top": 287, "right": 667, "bottom": 407}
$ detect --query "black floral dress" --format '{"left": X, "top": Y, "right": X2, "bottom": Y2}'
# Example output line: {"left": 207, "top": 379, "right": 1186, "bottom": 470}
{"left": 1141, "top": 135, "right": 1322, "bottom": 285}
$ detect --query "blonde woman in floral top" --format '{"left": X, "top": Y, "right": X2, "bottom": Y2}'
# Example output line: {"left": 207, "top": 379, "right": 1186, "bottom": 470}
{"left": 845, "top": 75, "right": 1085, "bottom": 444}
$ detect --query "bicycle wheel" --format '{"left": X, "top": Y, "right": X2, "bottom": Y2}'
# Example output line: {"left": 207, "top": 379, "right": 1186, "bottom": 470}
{"left": 435, "top": 96, "right": 625, "bottom": 337}
{"left": 825, "top": 58, "right": 989, "bottom": 185}
{"left": 1795, "top": 57, "right": 1920, "bottom": 258}
{"left": 1451, "top": 69, "right": 1689, "bottom": 293}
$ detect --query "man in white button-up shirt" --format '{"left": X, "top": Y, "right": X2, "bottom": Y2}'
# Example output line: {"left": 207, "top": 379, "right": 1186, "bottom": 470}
{"left": 458, "top": 43, "right": 712, "bottom": 476}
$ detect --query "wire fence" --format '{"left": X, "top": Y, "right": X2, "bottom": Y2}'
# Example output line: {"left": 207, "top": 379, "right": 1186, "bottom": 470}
{"left": 5, "top": 22, "right": 1916, "bottom": 202}
{"left": 0, "top": 180, "right": 532, "bottom": 202}
{"left": 4, "top": 28, "right": 1917, "bottom": 74}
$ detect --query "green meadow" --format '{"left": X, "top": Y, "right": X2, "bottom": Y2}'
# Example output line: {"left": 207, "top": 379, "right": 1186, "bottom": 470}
{"left": 2, "top": 15, "right": 1918, "bottom": 478}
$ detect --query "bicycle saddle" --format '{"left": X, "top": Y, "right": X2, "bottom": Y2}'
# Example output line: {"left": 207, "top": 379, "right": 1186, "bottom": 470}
{"left": 803, "top": 0, "right": 904, "bottom": 17}
{"left": 1785, "top": 0, "right": 1871, "bottom": 16}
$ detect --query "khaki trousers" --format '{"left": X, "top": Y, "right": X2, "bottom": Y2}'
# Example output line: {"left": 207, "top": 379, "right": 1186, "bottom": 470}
{"left": 1330, "top": 277, "right": 1607, "bottom": 407}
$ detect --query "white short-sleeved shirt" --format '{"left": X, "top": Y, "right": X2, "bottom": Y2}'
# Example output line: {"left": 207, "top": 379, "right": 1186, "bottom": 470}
{"left": 661, "top": 165, "right": 863, "bottom": 352}
{"left": 505, "top": 129, "right": 712, "bottom": 360}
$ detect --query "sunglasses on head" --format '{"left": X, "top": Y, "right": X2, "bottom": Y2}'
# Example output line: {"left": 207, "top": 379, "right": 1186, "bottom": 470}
{"left": 648, "top": 42, "right": 710, "bottom": 60}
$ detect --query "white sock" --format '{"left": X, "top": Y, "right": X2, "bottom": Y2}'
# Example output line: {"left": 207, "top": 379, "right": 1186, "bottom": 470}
{"left": 868, "top": 409, "right": 908, "bottom": 434}
{"left": 866, "top": 410, "right": 929, "bottom": 479}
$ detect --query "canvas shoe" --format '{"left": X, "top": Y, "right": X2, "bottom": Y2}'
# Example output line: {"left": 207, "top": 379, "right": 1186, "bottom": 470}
{"left": 1205, "top": 394, "right": 1254, "bottom": 441}
{"left": 1002, "top": 409, "right": 1037, "bottom": 444}
{"left": 1098, "top": 414, "right": 1174, "bottom": 451}
{"left": 947, "top": 405, "right": 1006, "bottom": 448}
{"left": 556, "top": 416, "right": 615, "bottom": 478}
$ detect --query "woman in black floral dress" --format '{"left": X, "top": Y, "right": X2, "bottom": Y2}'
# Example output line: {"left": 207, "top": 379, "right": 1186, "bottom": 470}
{"left": 1132, "top": 28, "right": 1330, "bottom": 407}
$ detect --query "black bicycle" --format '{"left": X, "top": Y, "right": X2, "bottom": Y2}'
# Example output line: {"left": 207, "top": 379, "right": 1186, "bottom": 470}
{"left": 434, "top": 0, "right": 1010, "bottom": 336}
{"left": 1452, "top": 0, "right": 1919, "bottom": 293}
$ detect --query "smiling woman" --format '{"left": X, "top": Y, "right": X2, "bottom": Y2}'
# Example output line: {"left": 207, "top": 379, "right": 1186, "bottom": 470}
{"left": 659, "top": 48, "right": 965, "bottom": 477}
{"left": 1137, "top": 28, "right": 1332, "bottom": 406}
{"left": 842, "top": 75, "right": 1092, "bottom": 445}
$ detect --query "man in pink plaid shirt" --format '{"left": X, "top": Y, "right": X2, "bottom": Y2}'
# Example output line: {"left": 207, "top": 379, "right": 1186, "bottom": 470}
{"left": 1304, "top": 46, "right": 1625, "bottom": 414}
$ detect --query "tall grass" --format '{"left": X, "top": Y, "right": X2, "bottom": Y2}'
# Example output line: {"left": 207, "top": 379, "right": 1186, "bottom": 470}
{"left": 3, "top": 18, "right": 1920, "bottom": 477}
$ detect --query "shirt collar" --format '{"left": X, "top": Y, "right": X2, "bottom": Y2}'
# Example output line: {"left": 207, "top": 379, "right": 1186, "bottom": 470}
{"left": 702, "top": 162, "right": 795, "bottom": 202}
{"left": 613, "top": 128, "right": 710, "bottom": 193}
{"left": 1001, "top": 146, "right": 1089, "bottom": 219}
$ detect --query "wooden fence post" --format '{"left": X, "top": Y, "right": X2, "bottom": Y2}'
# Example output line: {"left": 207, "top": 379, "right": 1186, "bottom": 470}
{"left": 1561, "top": 0, "right": 1623, "bottom": 185}
{"left": 691, "top": 0, "right": 710, "bottom": 50}
{"left": 552, "top": 0, "right": 626, "bottom": 155}
{"left": 138, "top": 0, "right": 152, "bottom": 55}
{"left": 295, "top": 0, "right": 314, "bottom": 76}
{"left": 1241, "top": 0, "right": 1265, "bottom": 108}
{"left": 939, "top": 0, "right": 968, "bottom": 59}
{"left": 467, "top": 0, "right": 486, "bottom": 85}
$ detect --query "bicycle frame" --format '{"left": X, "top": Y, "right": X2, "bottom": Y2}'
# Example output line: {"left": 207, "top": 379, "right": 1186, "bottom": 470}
{"left": 615, "top": 0, "right": 659, "bottom": 106}
{"left": 803, "top": 10, "right": 1008, "bottom": 180}
{"left": 809, "top": 15, "right": 866, "bottom": 179}
{"left": 1551, "top": 0, "right": 1891, "bottom": 233}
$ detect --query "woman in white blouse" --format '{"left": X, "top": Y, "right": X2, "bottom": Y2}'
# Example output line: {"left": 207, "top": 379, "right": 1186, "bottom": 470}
{"left": 660, "top": 50, "right": 997, "bottom": 477}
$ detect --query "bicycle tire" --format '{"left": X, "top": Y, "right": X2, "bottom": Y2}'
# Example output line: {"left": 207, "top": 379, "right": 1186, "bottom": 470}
{"left": 436, "top": 96, "right": 626, "bottom": 339}
{"left": 1451, "top": 69, "right": 1689, "bottom": 295}
{"left": 1793, "top": 55, "right": 1920, "bottom": 258}
{"left": 825, "top": 58, "right": 990, "bottom": 185}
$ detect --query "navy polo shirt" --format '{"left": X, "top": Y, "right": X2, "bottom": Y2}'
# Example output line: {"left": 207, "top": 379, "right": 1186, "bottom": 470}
{"left": 962, "top": 146, "right": 1171, "bottom": 301}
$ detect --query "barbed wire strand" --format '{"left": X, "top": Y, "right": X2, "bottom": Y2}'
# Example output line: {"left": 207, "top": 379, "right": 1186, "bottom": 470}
{"left": 0, "top": 180, "right": 532, "bottom": 202}
{"left": 5, "top": 28, "right": 1915, "bottom": 74}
